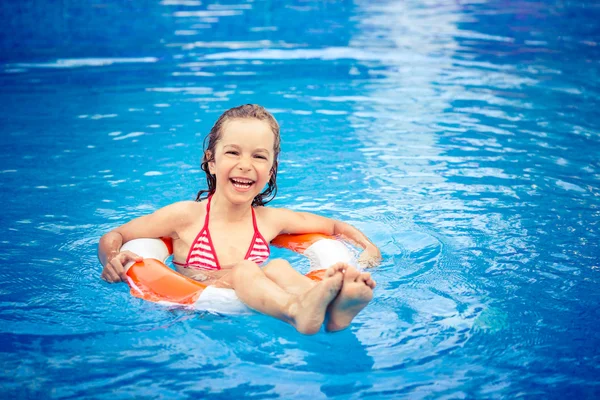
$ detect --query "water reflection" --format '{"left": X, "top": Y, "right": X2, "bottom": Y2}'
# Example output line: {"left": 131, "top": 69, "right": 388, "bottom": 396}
{"left": 2, "top": 0, "right": 599, "bottom": 397}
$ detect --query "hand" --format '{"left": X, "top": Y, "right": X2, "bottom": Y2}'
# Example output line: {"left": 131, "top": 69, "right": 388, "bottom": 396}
{"left": 358, "top": 246, "right": 381, "bottom": 269}
{"left": 101, "top": 251, "right": 143, "bottom": 283}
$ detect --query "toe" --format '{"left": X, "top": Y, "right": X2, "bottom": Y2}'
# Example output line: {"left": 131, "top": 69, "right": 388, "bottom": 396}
{"left": 368, "top": 279, "right": 376, "bottom": 289}
{"left": 333, "top": 262, "right": 347, "bottom": 274}
{"left": 344, "top": 266, "right": 360, "bottom": 281}
{"left": 359, "top": 273, "right": 376, "bottom": 289}
{"left": 336, "top": 262, "right": 348, "bottom": 271}
{"left": 358, "top": 272, "right": 371, "bottom": 283}
{"left": 325, "top": 263, "right": 346, "bottom": 277}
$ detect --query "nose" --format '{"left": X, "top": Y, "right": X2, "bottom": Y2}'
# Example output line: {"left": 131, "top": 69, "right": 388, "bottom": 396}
{"left": 237, "top": 155, "right": 252, "bottom": 171}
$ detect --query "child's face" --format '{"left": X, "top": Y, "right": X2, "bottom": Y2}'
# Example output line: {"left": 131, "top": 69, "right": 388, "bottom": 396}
{"left": 209, "top": 118, "right": 275, "bottom": 203}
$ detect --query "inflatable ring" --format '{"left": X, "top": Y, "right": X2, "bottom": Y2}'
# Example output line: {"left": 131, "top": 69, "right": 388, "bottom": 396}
{"left": 120, "top": 234, "right": 356, "bottom": 314}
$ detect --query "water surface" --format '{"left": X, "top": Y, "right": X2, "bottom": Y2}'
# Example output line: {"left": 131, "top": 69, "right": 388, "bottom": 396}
{"left": 1, "top": 0, "right": 599, "bottom": 398}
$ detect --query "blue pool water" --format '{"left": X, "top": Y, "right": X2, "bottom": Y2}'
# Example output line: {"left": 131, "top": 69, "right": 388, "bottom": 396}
{"left": 1, "top": 0, "right": 599, "bottom": 398}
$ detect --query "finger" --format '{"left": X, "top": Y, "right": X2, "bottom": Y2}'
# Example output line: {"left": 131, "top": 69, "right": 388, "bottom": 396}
{"left": 109, "top": 261, "right": 125, "bottom": 282}
{"left": 104, "top": 266, "right": 120, "bottom": 283}
{"left": 122, "top": 251, "right": 143, "bottom": 262}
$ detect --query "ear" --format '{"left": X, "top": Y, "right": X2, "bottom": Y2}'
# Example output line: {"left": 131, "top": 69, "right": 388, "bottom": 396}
{"left": 205, "top": 150, "right": 215, "bottom": 175}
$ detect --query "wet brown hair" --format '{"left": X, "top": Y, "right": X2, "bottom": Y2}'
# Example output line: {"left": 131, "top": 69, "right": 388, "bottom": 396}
{"left": 195, "top": 104, "right": 280, "bottom": 206}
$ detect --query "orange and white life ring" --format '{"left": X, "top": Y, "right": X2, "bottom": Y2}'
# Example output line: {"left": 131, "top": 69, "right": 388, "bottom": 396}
{"left": 120, "top": 234, "right": 356, "bottom": 314}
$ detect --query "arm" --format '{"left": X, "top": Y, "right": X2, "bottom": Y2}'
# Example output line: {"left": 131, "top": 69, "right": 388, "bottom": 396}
{"left": 271, "top": 208, "right": 382, "bottom": 268}
{"left": 331, "top": 220, "right": 381, "bottom": 268}
{"left": 98, "top": 201, "right": 193, "bottom": 282}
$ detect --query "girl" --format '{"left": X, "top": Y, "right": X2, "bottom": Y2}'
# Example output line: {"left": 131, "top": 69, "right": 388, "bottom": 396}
{"left": 99, "top": 104, "right": 380, "bottom": 334}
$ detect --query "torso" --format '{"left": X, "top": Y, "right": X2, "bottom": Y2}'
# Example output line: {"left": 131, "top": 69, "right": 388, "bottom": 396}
{"left": 171, "top": 197, "right": 278, "bottom": 279}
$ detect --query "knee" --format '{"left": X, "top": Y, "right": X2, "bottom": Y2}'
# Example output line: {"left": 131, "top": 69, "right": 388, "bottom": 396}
{"left": 231, "top": 260, "right": 260, "bottom": 283}
{"left": 262, "top": 259, "right": 292, "bottom": 276}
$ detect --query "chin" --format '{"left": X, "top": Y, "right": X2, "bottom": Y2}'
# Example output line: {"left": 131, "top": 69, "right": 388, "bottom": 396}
{"left": 227, "top": 190, "right": 258, "bottom": 204}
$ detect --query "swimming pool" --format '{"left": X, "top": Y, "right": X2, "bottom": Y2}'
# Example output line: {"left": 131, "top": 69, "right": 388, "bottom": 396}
{"left": 1, "top": 0, "right": 599, "bottom": 398}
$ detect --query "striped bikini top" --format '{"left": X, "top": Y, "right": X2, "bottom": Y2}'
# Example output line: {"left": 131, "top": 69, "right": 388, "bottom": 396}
{"left": 173, "top": 196, "right": 270, "bottom": 271}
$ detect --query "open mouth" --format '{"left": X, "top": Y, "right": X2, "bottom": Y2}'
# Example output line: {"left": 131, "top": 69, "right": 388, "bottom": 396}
{"left": 230, "top": 177, "right": 255, "bottom": 189}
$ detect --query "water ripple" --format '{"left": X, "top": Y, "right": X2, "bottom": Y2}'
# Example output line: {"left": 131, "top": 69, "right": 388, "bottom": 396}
{"left": 10, "top": 57, "right": 158, "bottom": 69}
{"left": 1, "top": 0, "right": 599, "bottom": 397}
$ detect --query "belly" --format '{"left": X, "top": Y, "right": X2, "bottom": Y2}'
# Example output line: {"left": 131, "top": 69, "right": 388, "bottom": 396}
{"left": 175, "top": 264, "right": 232, "bottom": 283}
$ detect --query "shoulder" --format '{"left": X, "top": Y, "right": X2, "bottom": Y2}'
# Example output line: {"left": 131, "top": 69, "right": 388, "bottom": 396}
{"left": 255, "top": 206, "right": 334, "bottom": 235}
{"left": 153, "top": 200, "right": 206, "bottom": 225}
{"left": 255, "top": 206, "right": 315, "bottom": 234}
{"left": 255, "top": 205, "right": 295, "bottom": 221}
{"left": 167, "top": 200, "right": 204, "bottom": 213}
{"left": 254, "top": 206, "right": 289, "bottom": 230}
{"left": 112, "top": 200, "right": 206, "bottom": 242}
{"left": 157, "top": 200, "right": 201, "bottom": 215}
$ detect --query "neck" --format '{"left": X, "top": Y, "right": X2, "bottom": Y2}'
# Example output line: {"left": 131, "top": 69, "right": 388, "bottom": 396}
{"left": 209, "top": 192, "right": 253, "bottom": 222}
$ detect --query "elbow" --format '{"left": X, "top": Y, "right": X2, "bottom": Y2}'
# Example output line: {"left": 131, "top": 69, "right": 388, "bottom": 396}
{"left": 331, "top": 219, "right": 345, "bottom": 236}
{"left": 99, "top": 230, "right": 121, "bottom": 246}
{"left": 98, "top": 230, "right": 123, "bottom": 262}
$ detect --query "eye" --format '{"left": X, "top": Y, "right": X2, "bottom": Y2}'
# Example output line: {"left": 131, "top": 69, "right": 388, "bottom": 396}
{"left": 254, "top": 154, "right": 267, "bottom": 160}
{"left": 225, "top": 150, "right": 239, "bottom": 156}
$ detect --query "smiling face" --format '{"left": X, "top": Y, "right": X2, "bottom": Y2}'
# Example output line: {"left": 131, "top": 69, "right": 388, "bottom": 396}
{"left": 208, "top": 118, "right": 276, "bottom": 204}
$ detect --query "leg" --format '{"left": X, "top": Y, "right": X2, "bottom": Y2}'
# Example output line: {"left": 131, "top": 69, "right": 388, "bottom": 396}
{"left": 263, "top": 259, "right": 316, "bottom": 295}
{"left": 264, "top": 260, "right": 376, "bottom": 332}
{"left": 325, "top": 264, "right": 376, "bottom": 332}
{"left": 223, "top": 260, "right": 344, "bottom": 335}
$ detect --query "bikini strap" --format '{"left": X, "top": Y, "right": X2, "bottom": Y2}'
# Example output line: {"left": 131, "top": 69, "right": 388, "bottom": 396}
{"left": 250, "top": 206, "right": 259, "bottom": 233}
{"left": 204, "top": 195, "right": 212, "bottom": 226}
{"left": 176, "top": 195, "right": 214, "bottom": 268}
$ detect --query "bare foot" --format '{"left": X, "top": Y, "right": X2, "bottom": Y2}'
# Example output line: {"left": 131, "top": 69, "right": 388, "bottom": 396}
{"left": 326, "top": 265, "right": 376, "bottom": 332}
{"left": 289, "top": 263, "right": 345, "bottom": 335}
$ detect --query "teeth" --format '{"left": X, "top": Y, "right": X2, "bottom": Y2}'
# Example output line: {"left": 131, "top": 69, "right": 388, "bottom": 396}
{"left": 231, "top": 178, "right": 254, "bottom": 188}
{"left": 231, "top": 178, "right": 253, "bottom": 184}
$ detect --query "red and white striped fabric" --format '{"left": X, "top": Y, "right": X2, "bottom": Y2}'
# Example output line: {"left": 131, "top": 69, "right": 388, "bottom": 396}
{"left": 245, "top": 234, "right": 270, "bottom": 265}
{"left": 173, "top": 196, "right": 270, "bottom": 270}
